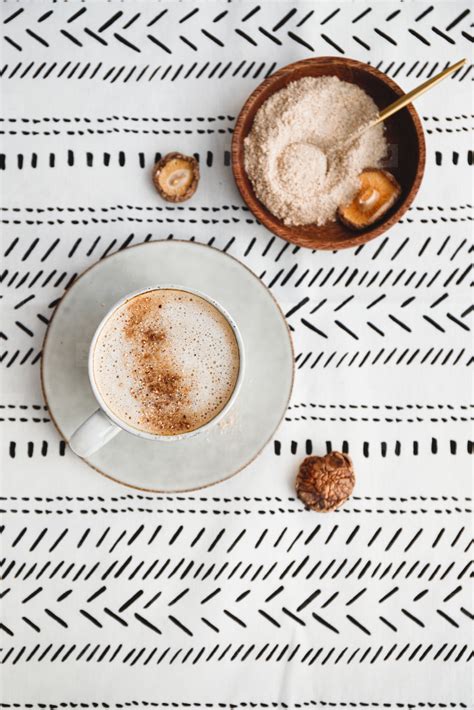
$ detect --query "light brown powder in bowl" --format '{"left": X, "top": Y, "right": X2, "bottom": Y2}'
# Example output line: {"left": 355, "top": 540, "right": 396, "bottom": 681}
{"left": 244, "top": 76, "right": 387, "bottom": 226}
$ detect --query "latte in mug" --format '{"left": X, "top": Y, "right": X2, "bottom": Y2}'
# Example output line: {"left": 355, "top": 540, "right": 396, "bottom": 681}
{"left": 92, "top": 289, "right": 240, "bottom": 437}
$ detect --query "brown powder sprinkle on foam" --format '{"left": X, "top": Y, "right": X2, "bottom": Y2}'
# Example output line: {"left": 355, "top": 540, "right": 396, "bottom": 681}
{"left": 123, "top": 296, "right": 200, "bottom": 435}
{"left": 92, "top": 289, "right": 240, "bottom": 437}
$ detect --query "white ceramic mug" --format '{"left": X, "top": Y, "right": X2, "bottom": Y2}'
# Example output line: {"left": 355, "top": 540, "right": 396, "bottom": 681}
{"left": 69, "top": 285, "right": 245, "bottom": 458}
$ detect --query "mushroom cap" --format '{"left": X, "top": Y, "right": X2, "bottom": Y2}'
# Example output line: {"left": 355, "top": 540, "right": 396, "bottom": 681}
{"left": 152, "top": 152, "right": 200, "bottom": 203}
{"left": 338, "top": 168, "right": 401, "bottom": 231}
{"left": 296, "top": 451, "right": 355, "bottom": 512}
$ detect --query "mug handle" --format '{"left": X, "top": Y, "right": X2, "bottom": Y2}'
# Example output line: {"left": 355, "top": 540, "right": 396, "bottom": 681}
{"left": 69, "top": 409, "right": 120, "bottom": 458}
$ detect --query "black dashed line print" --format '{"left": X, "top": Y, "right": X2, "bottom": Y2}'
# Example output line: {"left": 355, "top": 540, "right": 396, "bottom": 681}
{"left": 0, "top": 53, "right": 472, "bottom": 82}
{"left": 1, "top": 640, "right": 464, "bottom": 667}
{"left": 3, "top": 700, "right": 448, "bottom": 710}
{"left": 1, "top": 503, "right": 472, "bottom": 515}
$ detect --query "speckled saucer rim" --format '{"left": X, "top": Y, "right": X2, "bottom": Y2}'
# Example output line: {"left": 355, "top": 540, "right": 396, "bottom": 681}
{"left": 41, "top": 239, "right": 295, "bottom": 493}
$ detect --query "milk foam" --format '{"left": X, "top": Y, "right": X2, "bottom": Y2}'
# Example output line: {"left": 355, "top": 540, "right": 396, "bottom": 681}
{"left": 92, "top": 289, "right": 240, "bottom": 436}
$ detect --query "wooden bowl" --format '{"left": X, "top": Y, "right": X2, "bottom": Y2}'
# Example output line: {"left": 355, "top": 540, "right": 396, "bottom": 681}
{"left": 232, "top": 57, "right": 425, "bottom": 251}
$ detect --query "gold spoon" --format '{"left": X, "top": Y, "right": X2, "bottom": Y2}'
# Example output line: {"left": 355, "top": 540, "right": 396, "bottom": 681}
{"left": 332, "top": 57, "right": 467, "bottom": 155}
{"left": 368, "top": 57, "right": 466, "bottom": 130}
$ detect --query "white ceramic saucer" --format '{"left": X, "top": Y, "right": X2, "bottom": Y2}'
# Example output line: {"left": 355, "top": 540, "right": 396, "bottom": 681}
{"left": 42, "top": 241, "right": 294, "bottom": 492}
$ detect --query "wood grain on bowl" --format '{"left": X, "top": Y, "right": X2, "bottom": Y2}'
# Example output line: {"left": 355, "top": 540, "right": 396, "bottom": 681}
{"left": 232, "top": 57, "right": 426, "bottom": 251}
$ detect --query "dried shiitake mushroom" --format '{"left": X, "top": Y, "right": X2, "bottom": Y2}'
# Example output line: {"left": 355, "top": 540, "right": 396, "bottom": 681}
{"left": 338, "top": 168, "right": 401, "bottom": 230}
{"left": 295, "top": 451, "right": 355, "bottom": 512}
{"left": 152, "top": 152, "right": 199, "bottom": 203}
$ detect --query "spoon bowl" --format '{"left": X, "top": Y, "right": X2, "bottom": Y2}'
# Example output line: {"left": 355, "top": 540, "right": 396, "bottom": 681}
{"left": 232, "top": 56, "right": 426, "bottom": 251}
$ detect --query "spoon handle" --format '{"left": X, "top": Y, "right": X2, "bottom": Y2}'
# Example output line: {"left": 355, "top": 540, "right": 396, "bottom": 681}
{"left": 368, "top": 58, "right": 466, "bottom": 129}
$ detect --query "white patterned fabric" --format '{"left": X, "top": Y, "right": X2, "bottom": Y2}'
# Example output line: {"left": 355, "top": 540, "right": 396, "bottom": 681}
{"left": 0, "top": 1, "right": 472, "bottom": 708}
